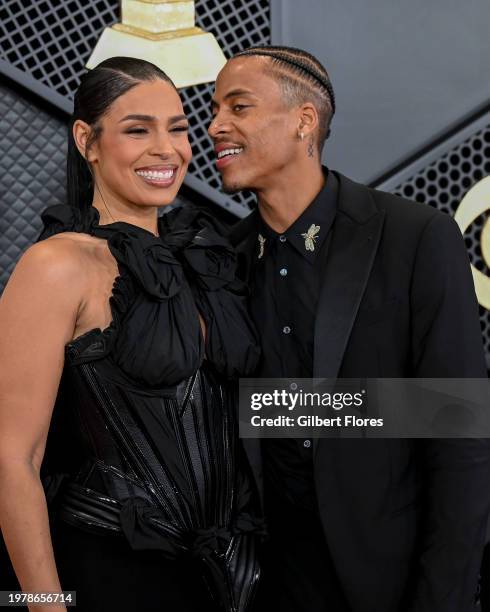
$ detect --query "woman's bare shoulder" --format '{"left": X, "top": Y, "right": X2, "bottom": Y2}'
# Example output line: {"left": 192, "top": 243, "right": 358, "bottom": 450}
{"left": 8, "top": 232, "right": 104, "bottom": 294}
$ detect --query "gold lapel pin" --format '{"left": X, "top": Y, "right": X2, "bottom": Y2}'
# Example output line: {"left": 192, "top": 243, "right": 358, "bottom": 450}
{"left": 258, "top": 234, "right": 266, "bottom": 259}
{"left": 301, "top": 224, "right": 320, "bottom": 252}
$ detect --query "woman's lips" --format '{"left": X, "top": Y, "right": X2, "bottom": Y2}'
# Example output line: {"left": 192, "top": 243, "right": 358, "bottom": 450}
{"left": 134, "top": 167, "right": 178, "bottom": 188}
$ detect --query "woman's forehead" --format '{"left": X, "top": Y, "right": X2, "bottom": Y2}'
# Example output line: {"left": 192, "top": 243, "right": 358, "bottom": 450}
{"left": 106, "top": 80, "right": 183, "bottom": 119}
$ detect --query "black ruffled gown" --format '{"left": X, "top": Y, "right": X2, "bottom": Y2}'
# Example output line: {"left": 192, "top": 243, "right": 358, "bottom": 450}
{"left": 37, "top": 204, "right": 263, "bottom": 612}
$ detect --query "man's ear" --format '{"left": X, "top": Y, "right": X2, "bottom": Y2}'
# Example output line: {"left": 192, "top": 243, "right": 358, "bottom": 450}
{"left": 297, "top": 102, "right": 319, "bottom": 138}
{"left": 72, "top": 119, "right": 98, "bottom": 163}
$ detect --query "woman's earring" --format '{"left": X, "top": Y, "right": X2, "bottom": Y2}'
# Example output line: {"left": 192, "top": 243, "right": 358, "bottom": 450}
{"left": 299, "top": 132, "right": 305, "bottom": 141}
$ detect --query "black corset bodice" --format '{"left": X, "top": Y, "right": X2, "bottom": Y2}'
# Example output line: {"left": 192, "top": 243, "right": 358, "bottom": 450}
{"left": 38, "top": 204, "right": 263, "bottom": 612}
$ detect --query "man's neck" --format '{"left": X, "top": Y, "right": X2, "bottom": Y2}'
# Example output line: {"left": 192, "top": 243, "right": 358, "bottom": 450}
{"left": 256, "top": 164, "right": 326, "bottom": 233}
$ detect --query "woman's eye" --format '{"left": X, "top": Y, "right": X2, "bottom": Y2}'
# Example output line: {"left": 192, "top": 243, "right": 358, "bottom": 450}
{"left": 171, "top": 125, "right": 189, "bottom": 133}
{"left": 125, "top": 128, "right": 148, "bottom": 134}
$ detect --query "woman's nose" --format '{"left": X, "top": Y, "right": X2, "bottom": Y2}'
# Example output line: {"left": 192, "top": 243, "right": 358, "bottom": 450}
{"left": 149, "top": 132, "right": 173, "bottom": 157}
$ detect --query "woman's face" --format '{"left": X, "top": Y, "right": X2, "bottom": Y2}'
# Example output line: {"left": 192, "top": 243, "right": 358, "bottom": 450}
{"left": 78, "top": 79, "right": 192, "bottom": 209}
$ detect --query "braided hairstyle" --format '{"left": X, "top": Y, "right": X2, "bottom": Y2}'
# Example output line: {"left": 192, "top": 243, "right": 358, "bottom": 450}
{"left": 232, "top": 45, "right": 335, "bottom": 153}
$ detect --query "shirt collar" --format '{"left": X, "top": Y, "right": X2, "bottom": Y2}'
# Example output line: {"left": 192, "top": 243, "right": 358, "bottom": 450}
{"left": 257, "top": 167, "right": 338, "bottom": 262}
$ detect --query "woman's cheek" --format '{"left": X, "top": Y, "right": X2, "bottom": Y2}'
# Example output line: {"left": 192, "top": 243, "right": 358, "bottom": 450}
{"left": 179, "top": 139, "right": 193, "bottom": 164}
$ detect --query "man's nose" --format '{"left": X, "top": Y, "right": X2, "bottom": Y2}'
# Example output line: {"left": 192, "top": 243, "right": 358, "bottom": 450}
{"left": 208, "top": 113, "right": 229, "bottom": 139}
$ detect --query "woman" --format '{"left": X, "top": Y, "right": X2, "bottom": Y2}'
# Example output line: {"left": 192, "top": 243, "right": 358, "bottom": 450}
{"left": 0, "top": 57, "right": 263, "bottom": 612}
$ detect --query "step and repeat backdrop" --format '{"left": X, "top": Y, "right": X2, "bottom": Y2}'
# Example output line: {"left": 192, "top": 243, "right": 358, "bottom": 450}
{"left": 1, "top": 0, "right": 489, "bottom": 363}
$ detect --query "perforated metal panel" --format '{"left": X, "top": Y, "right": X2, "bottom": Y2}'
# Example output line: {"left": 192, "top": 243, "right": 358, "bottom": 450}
{"left": 0, "top": 0, "right": 270, "bottom": 216}
{"left": 2, "top": 1, "right": 488, "bottom": 360}
{"left": 0, "top": 81, "right": 67, "bottom": 287}
{"left": 387, "top": 122, "right": 490, "bottom": 358}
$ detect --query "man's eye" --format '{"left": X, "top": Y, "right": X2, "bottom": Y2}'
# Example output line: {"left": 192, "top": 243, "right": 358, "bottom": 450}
{"left": 233, "top": 104, "right": 249, "bottom": 112}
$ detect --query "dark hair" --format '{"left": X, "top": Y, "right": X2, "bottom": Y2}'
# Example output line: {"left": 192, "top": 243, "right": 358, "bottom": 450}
{"left": 67, "top": 56, "right": 176, "bottom": 214}
{"left": 232, "top": 45, "right": 335, "bottom": 153}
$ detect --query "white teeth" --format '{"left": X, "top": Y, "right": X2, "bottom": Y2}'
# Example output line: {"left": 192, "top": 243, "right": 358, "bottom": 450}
{"left": 217, "top": 147, "right": 244, "bottom": 159}
{"left": 136, "top": 169, "right": 175, "bottom": 180}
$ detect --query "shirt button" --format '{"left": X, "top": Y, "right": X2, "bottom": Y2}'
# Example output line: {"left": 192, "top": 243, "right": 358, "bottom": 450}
{"left": 279, "top": 235, "right": 287, "bottom": 243}
{"left": 280, "top": 268, "right": 288, "bottom": 276}
{"left": 283, "top": 326, "right": 291, "bottom": 334}
{"left": 303, "top": 440, "right": 312, "bottom": 448}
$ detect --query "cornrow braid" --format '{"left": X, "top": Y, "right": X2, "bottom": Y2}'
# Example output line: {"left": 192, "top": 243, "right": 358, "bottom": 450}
{"left": 234, "top": 46, "right": 336, "bottom": 116}
{"left": 231, "top": 45, "right": 335, "bottom": 150}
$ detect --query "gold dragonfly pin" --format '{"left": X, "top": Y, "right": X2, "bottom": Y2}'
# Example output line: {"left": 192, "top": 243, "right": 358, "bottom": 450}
{"left": 301, "top": 224, "right": 321, "bottom": 251}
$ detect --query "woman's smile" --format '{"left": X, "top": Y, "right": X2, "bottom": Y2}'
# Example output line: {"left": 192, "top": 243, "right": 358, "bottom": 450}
{"left": 134, "top": 164, "right": 179, "bottom": 188}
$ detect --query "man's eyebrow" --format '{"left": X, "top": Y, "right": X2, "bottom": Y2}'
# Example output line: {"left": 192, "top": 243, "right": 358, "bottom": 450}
{"left": 211, "top": 89, "right": 257, "bottom": 107}
{"left": 118, "top": 114, "right": 188, "bottom": 123}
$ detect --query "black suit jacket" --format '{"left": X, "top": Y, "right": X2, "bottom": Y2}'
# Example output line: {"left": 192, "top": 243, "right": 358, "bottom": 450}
{"left": 229, "top": 170, "right": 490, "bottom": 612}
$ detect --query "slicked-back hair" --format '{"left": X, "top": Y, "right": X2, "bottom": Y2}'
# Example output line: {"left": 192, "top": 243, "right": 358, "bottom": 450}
{"left": 68, "top": 56, "right": 177, "bottom": 216}
{"left": 232, "top": 45, "right": 335, "bottom": 153}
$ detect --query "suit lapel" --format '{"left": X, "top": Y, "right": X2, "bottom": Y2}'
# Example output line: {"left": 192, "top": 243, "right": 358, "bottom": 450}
{"left": 313, "top": 173, "right": 385, "bottom": 379}
{"left": 312, "top": 174, "right": 384, "bottom": 453}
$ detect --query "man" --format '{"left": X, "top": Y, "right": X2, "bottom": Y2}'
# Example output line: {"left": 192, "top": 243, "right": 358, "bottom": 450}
{"left": 208, "top": 46, "right": 490, "bottom": 611}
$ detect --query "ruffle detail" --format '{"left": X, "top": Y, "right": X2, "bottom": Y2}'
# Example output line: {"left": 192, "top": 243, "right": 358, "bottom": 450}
{"left": 159, "top": 206, "right": 237, "bottom": 291}
{"left": 39, "top": 204, "right": 100, "bottom": 240}
{"left": 107, "top": 231, "right": 183, "bottom": 300}
{"left": 65, "top": 271, "right": 134, "bottom": 364}
{"left": 39, "top": 203, "right": 260, "bottom": 384}
{"left": 182, "top": 227, "right": 236, "bottom": 291}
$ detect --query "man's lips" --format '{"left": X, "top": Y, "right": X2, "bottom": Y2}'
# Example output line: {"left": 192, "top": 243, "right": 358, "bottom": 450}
{"left": 214, "top": 143, "right": 244, "bottom": 170}
{"left": 214, "top": 142, "right": 243, "bottom": 154}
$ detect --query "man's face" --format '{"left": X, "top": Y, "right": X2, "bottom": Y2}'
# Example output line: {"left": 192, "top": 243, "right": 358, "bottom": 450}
{"left": 208, "top": 57, "right": 300, "bottom": 193}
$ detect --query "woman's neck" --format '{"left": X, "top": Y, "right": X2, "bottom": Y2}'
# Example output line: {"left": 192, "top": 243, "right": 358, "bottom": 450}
{"left": 92, "top": 194, "right": 159, "bottom": 237}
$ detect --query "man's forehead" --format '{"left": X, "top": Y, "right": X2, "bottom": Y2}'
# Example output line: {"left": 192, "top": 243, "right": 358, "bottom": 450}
{"left": 214, "top": 57, "right": 277, "bottom": 99}
{"left": 218, "top": 56, "right": 269, "bottom": 80}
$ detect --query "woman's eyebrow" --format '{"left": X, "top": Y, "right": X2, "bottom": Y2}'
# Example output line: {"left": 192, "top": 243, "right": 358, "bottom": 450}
{"left": 168, "top": 114, "right": 189, "bottom": 124}
{"left": 118, "top": 114, "right": 188, "bottom": 124}
{"left": 118, "top": 114, "right": 155, "bottom": 123}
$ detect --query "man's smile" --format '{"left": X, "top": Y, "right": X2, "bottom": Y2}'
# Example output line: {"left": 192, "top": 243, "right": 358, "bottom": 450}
{"left": 214, "top": 142, "right": 245, "bottom": 169}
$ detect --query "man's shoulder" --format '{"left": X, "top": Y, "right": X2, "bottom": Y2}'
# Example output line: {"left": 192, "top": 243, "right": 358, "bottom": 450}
{"left": 370, "top": 184, "right": 441, "bottom": 225}
{"left": 336, "top": 170, "right": 453, "bottom": 241}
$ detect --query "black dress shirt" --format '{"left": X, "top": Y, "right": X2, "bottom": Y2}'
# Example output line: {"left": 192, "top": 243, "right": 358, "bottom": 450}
{"left": 249, "top": 169, "right": 339, "bottom": 511}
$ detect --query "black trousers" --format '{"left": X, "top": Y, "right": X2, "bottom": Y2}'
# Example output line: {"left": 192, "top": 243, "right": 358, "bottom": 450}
{"left": 253, "top": 499, "right": 351, "bottom": 612}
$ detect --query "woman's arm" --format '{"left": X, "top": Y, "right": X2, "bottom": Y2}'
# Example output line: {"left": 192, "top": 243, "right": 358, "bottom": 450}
{"left": 0, "top": 239, "right": 83, "bottom": 611}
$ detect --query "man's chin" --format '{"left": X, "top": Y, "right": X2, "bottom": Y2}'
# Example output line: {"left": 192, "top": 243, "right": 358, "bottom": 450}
{"left": 219, "top": 171, "right": 253, "bottom": 194}
{"left": 222, "top": 182, "right": 243, "bottom": 194}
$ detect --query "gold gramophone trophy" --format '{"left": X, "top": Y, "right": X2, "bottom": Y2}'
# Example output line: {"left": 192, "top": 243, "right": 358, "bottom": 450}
{"left": 454, "top": 177, "right": 490, "bottom": 310}
{"left": 86, "top": 0, "right": 226, "bottom": 88}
